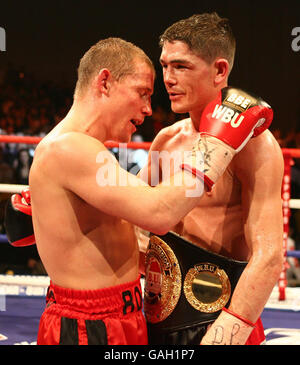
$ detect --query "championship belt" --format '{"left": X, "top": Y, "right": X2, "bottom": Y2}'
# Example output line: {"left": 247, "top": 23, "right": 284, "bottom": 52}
{"left": 144, "top": 231, "right": 247, "bottom": 332}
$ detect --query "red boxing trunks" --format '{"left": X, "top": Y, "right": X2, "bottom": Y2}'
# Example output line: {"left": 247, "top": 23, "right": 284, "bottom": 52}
{"left": 37, "top": 276, "right": 147, "bottom": 345}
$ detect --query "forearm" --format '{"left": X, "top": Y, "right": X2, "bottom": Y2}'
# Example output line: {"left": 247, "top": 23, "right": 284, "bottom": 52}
{"left": 229, "top": 245, "right": 283, "bottom": 322}
{"left": 229, "top": 209, "right": 284, "bottom": 321}
{"left": 201, "top": 232, "right": 283, "bottom": 345}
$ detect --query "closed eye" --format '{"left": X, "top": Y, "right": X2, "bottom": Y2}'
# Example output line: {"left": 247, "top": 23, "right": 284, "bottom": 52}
{"left": 175, "top": 64, "right": 187, "bottom": 69}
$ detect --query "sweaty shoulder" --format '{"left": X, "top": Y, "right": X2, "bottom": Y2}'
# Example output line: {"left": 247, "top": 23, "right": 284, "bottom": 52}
{"left": 30, "top": 132, "right": 110, "bottom": 185}
{"left": 232, "top": 129, "right": 284, "bottom": 179}
{"left": 150, "top": 117, "right": 194, "bottom": 151}
{"left": 35, "top": 132, "right": 106, "bottom": 162}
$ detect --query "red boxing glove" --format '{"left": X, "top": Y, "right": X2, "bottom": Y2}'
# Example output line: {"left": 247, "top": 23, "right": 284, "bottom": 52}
{"left": 181, "top": 86, "right": 273, "bottom": 190}
{"left": 4, "top": 188, "right": 36, "bottom": 247}
{"left": 21, "top": 187, "right": 31, "bottom": 206}
{"left": 200, "top": 86, "right": 273, "bottom": 150}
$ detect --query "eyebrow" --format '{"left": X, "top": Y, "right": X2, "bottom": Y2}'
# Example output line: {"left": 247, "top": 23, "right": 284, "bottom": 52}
{"left": 159, "top": 58, "right": 191, "bottom": 66}
{"left": 138, "top": 87, "right": 153, "bottom": 95}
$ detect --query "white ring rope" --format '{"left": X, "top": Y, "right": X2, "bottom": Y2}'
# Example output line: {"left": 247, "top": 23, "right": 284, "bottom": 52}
{"left": 0, "top": 184, "right": 29, "bottom": 194}
{"left": 289, "top": 199, "right": 300, "bottom": 210}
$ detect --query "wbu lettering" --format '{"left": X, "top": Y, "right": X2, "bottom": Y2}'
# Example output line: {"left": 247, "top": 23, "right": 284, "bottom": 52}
{"left": 212, "top": 104, "right": 244, "bottom": 128}
{"left": 0, "top": 27, "right": 6, "bottom": 51}
{"left": 212, "top": 93, "right": 253, "bottom": 128}
{"left": 122, "top": 286, "right": 142, "bottom": 315}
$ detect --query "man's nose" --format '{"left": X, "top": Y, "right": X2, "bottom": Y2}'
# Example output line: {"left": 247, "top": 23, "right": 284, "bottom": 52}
{"left": 142, "top": 101, "right": 152, "bottom": 116}
{"left": 163, "top": 67, "right": 176, "bottom": 86}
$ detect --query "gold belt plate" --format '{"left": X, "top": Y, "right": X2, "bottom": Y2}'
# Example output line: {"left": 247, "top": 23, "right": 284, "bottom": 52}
{"left": 144, "top": 235, "right": 182, "bottom": 323}
{"left": 183, "top": 263, "right": 231, "bottom": 313}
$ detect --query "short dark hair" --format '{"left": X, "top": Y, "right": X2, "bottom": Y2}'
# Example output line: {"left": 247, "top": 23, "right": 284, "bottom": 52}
{"left": 159, "top": 13, "right": 236, "bottom": 71}
{"left": 75, "top": 37, "right": 155, "bottom": 97}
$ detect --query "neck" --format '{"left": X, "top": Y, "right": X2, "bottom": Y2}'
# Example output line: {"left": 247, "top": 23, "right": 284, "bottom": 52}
{"left": 62, "top": 96, "right": 109, "bottom": 142}
{"left": 189, "top": 108, "right": 204, "bottom": 130}
{"left": 190, "top": 81, "right": 228, "bottom": 130}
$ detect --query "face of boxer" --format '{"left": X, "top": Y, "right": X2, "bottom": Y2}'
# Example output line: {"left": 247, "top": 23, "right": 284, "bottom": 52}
{"left": 109, "top": 60, "right": 154, "bottom": 143}
{"left": 160, "top": 40, "right": 219, "bottom": 120}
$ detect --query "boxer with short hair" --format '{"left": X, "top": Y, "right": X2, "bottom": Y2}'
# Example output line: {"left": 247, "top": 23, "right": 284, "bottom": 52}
{"left": 5, "top": 37, "right": 273, "bottom": 345}
{"left": 139, "top": 13, "right": 284, "bottom": 345}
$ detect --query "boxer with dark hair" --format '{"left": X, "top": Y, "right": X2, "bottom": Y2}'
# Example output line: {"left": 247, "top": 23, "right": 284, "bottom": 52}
{"left": 139, "top": 13, "right": 284, "bottom": 345}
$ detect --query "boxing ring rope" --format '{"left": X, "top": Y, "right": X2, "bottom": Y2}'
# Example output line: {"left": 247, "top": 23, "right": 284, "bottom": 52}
{"left": 0, "top": 134, "right": 300, "bottom": 302}
{"left": 0, "top": 134, "right": 152, "bottom": 150}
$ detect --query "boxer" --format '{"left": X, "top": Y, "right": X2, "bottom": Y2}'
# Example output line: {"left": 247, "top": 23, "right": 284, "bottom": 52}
{"left": 139, "top": 13, "right": 284, "bottom": 345}
{"left": 5, "top": 37, "right": 273, "bottom": 345}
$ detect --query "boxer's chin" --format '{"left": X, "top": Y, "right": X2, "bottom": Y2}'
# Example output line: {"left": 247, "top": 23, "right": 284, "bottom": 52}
{"left": 170, "top": 100, "right": 189, "bottom": 114}
{"left": 123, "top": 134, "right": 132, "bottom": 144}
{"left": 116, "top": 132, "right": 132, "bottom": 144}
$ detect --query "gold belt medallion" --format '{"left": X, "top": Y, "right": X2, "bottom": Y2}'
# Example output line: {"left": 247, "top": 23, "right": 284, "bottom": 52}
{"left": 184, "top": 263, "right": 231, "bottom": 313}
{"left": 144, "top": 235, "right": 182, "bottom": 323}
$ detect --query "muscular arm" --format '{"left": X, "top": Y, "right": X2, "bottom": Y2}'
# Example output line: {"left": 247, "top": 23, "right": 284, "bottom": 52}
{"left": 229, "top": 131, "right": 284, "bottom": 321}
{"left": 47, "top": 132, "right": 204, "bottom": 235}
{"left": 201, "top": 131, "right": 284, "bottom": 345}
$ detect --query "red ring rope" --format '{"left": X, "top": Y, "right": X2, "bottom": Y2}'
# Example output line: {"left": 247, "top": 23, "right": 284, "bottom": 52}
{"left": 0, "top": 135, "right": 299, "bottom": 156}
{"left": 281, "top": 148, "right": 300, "bottom": 159}
{"left": 0, "top": 135, "right": 152, "bottom": 150}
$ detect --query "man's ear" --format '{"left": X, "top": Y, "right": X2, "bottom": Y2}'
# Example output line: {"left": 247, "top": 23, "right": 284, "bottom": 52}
{"left": 213, "top": 58, "right": 229, "bottom": 86}
{"left": 95, "top": 68, "right": 112, "bottom": 95}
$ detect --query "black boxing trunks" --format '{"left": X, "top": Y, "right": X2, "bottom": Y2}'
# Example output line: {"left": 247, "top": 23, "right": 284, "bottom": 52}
{"left": 37, "top": 276, "right": 147, "bottom": 345}
{"left": 144, "top": 232, "right": 265, "bottom": 345}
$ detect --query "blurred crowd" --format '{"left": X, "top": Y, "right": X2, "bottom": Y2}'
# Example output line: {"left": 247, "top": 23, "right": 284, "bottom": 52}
{"left": 0, "top": 66, "right": 299, "bottom": 283}
{"left": 0, "top": 66, "right": 72, "bottom": 185}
